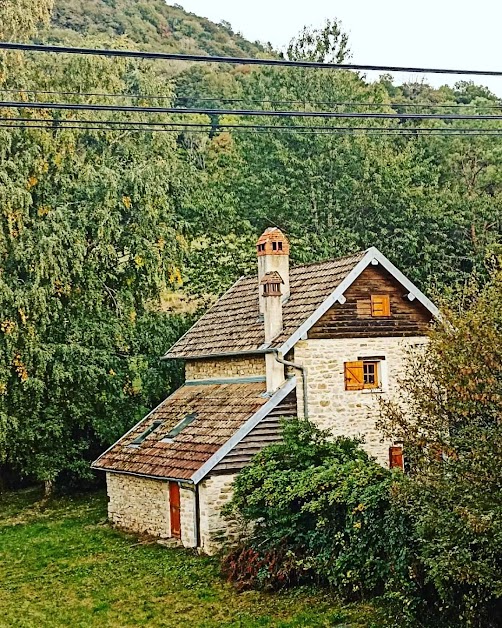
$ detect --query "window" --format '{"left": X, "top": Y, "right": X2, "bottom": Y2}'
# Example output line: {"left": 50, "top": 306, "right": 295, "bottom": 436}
{"left": 257, "top": 243, "right": 266, "bottom": 252}
{"left": 363, "top": 361, "right": 379, "bottom": 388}
{"left": 371, "top": 294, "right": 390, "bottom": 317}
{"left": 130, "top": 419, "right": 163, "bottom": 446}
{"left": 162, "top": 412, "right": 198, "bottom": 442}
{"left": 344, "top": 360, "right": 381, "bottom": 390}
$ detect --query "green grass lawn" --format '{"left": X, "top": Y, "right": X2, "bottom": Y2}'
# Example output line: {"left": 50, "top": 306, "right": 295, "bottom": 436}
{"left": 0, "top": 488, "right": 382, "bottom": 628}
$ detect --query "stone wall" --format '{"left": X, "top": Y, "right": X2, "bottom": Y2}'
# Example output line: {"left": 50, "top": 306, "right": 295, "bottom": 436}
{"left": 294, "top": 336, "right": 427, "bottom": 463}
{"left": 106, "top": 473, "right": 170, "bottom": 538}
{"left": 199, "top": 473, "right": 239, "bottom": 555}
{"left": 180, "top": 485, "right": 197, "bottom": 548}
{"left": 185, "top": 356, "right": 265, "bottom": 381}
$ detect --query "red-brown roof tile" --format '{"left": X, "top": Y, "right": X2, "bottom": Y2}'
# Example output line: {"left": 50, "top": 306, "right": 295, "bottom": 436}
{"left": 92, "top": 381, "right": 268, "bottom": 480}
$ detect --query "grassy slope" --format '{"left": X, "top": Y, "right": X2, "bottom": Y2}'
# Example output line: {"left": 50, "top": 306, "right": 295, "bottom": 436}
{"left": 0, "top": 489, "right": 381, "bottom": 628}
{"left": 48, "top": 0, "right": 267, "bottom": 57}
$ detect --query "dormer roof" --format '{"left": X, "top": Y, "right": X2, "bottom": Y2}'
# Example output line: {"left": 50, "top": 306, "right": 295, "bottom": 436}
{"left": 260, "top": 271, "right": 284, "bottom": 285}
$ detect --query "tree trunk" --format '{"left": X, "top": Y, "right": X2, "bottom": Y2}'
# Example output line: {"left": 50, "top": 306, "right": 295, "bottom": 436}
{"left": 44, "top": 479, "right": 54, "bottom": 499}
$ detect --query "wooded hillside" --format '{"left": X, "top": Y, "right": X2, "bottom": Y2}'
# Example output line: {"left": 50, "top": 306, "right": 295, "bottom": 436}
{"left": 49, "top": 0, "right": 267, "bottom": 56}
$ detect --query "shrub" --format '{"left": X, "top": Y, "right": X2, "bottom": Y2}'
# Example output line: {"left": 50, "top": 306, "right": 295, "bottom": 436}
{"left": 222, "top": 419, "right": 419, "bottom": 605}
{"left": 379, "top": 271, "right": 502, "bottom": 626}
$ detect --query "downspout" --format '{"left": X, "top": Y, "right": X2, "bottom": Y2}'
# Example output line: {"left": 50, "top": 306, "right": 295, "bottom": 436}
{"left": 272, "top": 350, "right": 308, "bottom": 419}
{"left": 195, "top": 483, "right": 201, "bottom": 549}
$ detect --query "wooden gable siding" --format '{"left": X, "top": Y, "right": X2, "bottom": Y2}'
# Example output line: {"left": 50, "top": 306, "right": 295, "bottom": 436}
{"left": 212, "top": 390, "right": 297, "bottom": 474}
{"left": 309, "top": 265, "right": 432, "bottom": 339}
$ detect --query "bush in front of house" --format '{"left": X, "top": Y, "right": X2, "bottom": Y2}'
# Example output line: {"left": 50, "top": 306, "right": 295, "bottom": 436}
{"left": 222, "top": 419, "right": 423, "bottom": 614}
{"left": 378, "top": 270, "right": 502, "bottom": 627}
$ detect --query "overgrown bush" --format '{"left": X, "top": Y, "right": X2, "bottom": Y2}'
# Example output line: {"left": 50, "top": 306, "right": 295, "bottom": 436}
{"left": 379, "top": 271, "right": 502, "bottom": 627}
{"left": 222, "top": 419, "right": 420, "bottom": 608}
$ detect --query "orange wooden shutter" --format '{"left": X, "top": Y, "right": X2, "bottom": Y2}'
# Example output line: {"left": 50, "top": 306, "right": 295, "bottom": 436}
{"left": 169, "top": 482, "right": 181, "bottom": 539}
{"left": 344, "top": 361, "right": 364, "bottom": 390}
{"left": 371, "top": 294, "right": 390, "bottom": 317}
{"left": 389, "top": 446, "right": 404, "bottom": 470}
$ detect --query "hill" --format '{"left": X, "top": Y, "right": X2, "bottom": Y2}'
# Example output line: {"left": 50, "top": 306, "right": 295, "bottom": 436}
{"left": 49, "top": 0, "right": 267, "bottom": 57}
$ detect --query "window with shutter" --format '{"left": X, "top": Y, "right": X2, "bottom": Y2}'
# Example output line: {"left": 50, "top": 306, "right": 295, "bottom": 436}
{"left": 371, "top": 294, "right": 391, "bottom": 317}
{"left": 345, "top": 360, "right": 381, "bottom": 390}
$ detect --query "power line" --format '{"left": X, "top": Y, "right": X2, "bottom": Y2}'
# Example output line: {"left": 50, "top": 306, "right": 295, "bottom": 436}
{"left": 3, "top": 119, "right": 502, "bottom": 137}
{"left": 5, "top": 116, "right": 502, "bottom": 134}
{"left": 3, "top": 100, "right": 502, "bottom": 121}
{"left": 2, "top": 88, "right": 501, "bottom": 110}
{"left": 1, "top": 41, "right": 502, "bottom": 78}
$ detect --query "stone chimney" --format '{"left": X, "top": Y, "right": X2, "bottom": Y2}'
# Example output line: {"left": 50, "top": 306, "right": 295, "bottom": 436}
{"left": 256, "top": 227, "right": 290, "bottom": 315}
{"left": 256, "top": 228, "right": 290, "bottom": 393}
{"left": 261, "top": 271, "right": 284, "bottom": 342}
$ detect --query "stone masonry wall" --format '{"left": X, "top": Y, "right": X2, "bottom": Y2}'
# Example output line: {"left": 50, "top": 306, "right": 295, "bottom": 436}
{"left": 185, "top": 356, "right": 265, "bottom": 381}
{"left": 106, "top": 473, "right": 170, "bottom": 538}
{"left": 294, "top": 337, "right": 428, "bottom": 464}
{"left": 180, "top": 485, "right": 197, "bottom": 548}
{"left": 199, "top": 473, "right": 239, "bottom": 555}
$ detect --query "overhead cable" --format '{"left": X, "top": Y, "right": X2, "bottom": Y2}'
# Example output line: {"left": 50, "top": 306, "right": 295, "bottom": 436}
{"left": 1, "top": 88, "right": 501, "bottom": 110}
{"left": 4, "top": 116, "right": 502, "bottom": 134}
{"left": 1, "top": 41, "right": 502, "bottom": 77}
{"left": 3, "top": 120, "right": 502, "bottom": 137}
{"left": 3, "top": 100, "right": 502, "bottom": 121}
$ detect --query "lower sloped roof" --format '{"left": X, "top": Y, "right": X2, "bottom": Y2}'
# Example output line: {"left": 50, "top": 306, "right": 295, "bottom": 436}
{"left": 92, "top": 380, "right": 270, "bottom": 480}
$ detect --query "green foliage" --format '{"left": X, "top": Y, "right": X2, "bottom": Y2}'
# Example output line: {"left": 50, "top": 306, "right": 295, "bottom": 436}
{"left": 0, "top": 0, "right": 54, "bottom": 40}
{"left": 379, "top": 271, "right": 502, "bottom": 626}
{"left": 287, "top": 18, "right": 351, "bottom": 63}
{"left": 0, "top": 45, "right": 194, "bottom": 487}
{"left": 223, "top": 419, "right": 416, "bottom": 604}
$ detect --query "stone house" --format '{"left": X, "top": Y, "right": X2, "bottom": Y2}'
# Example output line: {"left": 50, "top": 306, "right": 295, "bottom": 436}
{"left": 92, "top": 228, "right": 439, "bottom": 554}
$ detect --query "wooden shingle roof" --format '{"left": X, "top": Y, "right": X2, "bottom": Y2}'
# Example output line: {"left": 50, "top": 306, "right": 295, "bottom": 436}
{"left": 165, "top": 251, "right": 367, "bottom": 359}
{"left": 92, "top": 380, "right": 269, "bottom": 480}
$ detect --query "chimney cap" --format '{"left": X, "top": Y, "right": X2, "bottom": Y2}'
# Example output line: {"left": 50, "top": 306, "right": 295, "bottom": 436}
{"left": 256, "top": 227, "right": 290, "bottom": 256}
{"left": 260, "top": 271, "right": 284, "bottom": 285}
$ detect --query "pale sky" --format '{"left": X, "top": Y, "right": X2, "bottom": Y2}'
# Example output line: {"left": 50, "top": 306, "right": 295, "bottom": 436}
{"left": 170, "top": 0, "right": 502, "bottom": 96}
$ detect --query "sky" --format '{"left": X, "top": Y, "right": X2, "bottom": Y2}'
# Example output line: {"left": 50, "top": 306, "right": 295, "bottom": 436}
{"left": 170, "top": 0, "right": 502, "bottom": 96}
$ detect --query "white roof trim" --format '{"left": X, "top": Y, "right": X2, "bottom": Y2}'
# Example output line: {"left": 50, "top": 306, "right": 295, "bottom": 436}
{"left": 279, "top": 247, "right": 439, "bottom": 355}
{"left": 190, "top": 376, "right": 297, "bottom": 484}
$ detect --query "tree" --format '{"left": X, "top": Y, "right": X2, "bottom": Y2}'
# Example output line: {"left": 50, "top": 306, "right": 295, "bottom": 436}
{"left": 379, "top": 271, "right": 502, "bottom": 625}
{"left": 0, "top": 46, "right": 195, "bottom": 493}
{"left": 0, "top": 0, "right": 54, "bottom": 40}
{"left": 223, "top": 419, "right": 414, "bottom": 601}
{"left": 286, "top": 19, "right": 351, "bottom": 63}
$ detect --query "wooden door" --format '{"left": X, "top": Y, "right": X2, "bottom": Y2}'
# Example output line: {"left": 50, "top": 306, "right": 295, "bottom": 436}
{"left": 169, "top": 482, "right": 181, "bottom": 538}
{"left": 389, "top": 446, "right": 404, "bottom": 470}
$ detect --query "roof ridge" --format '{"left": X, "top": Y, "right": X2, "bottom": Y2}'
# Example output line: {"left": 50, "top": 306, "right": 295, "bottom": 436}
{"left": 235, "top": 248, "right": 368, "bottom": 282}
{"left": 289, "top": 249, "right": 368, "bottom": 272}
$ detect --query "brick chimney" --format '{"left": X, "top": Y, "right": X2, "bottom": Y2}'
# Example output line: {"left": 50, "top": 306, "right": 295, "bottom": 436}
{"left": 256, "top": 228, "right": 290, "bottom": 392}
